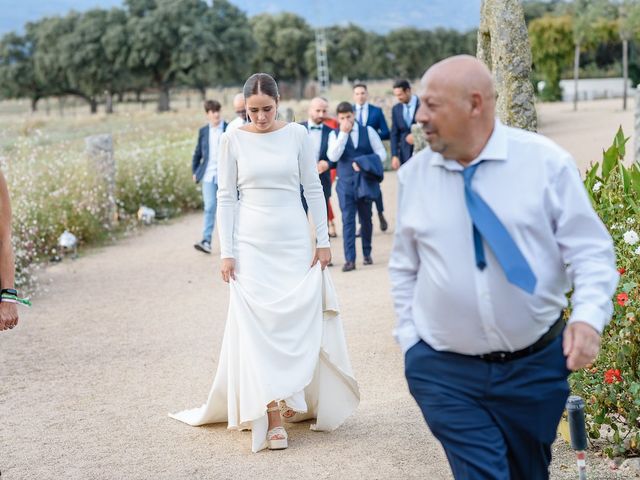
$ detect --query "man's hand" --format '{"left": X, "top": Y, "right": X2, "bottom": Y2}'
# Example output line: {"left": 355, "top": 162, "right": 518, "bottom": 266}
{"left": 317, "top": 160, "right": 330, "bottom": 174}
{"left": 311, "top": 247, "right": 332, "bottom": 270}
{"left": 352, "top": 162, "right": 361, "bottom": 172}
{"left": 563, "top": 321, "right": 601, "bottom": 371}
{"left": 339, "top": 117, "right": 354, "bottom": 133}
{"left": 193, "top": 174, "right": 197, "bottom": 183}
{"left": 405, "top": 133, "right": 414, "bottom": 146}
{"left": 0, "top": 302, "right": 18, "bottom": 331}
{"left": 391, "top": 156, "right": 401, "bottom": 170}
{"left": 220, "top": 258, "right": 236, "bottom": 283}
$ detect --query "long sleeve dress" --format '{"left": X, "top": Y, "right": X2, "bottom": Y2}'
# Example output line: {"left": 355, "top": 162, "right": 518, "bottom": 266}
{"left": 169, "top": 123, "right": 360, "bottom": 452}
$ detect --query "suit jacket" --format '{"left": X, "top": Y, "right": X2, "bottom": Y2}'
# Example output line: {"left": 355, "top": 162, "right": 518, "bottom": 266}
{"left": 353, "top": 103, "right": 390, "bottom": 141}
{"left": 300, "top": 121, "right": 333, "bottom": 200}
{"left": 390, "top": 98, "right": 420, "bottom": 164}
{"left": 191, "top": 121, "right": 228, "bottom": 183}
{"left": 354, "top": 153, "right": 384, "bottom": 200}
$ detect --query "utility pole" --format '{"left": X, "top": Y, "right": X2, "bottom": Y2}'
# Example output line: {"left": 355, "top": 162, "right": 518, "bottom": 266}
{"left": 315, "top": 29, "right": 330, "bottom": 93}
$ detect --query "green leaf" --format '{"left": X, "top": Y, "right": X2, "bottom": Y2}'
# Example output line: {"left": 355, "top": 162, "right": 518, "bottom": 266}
{"left": 602, "top": 145, "right": 619, "bottom": 181}
{"left": 614, "top": 126, "right": 628, "bottom": 159}
{"left": 621, "top": 163, "right": 631, "bottom": 194}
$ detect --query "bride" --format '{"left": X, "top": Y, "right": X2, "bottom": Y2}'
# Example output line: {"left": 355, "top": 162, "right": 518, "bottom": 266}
{"left": 170, "top": 73, "right": 360, "bottom": 452}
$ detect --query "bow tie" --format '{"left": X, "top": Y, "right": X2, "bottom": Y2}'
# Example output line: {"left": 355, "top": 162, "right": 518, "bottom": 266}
{"left": 309, "top": 125, "right": 322, "bottom": 130}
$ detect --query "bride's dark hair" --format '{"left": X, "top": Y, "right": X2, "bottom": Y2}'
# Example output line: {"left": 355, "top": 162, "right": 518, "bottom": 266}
{"left": 243, "top": 73, "right": 280, "bottom": 103}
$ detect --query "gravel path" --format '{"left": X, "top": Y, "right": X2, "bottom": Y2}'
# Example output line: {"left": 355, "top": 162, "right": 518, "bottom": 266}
{"left": 2, "top": 100, "right": 635, "bottom": 479}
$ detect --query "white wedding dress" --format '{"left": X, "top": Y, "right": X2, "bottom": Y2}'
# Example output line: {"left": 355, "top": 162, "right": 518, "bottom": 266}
{"left": 170, "top": 122, "right": 360, "bottom": 452}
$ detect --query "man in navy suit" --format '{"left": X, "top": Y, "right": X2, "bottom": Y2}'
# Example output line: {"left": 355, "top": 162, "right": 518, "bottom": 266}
{"left": 300, "top": 97, "right": 333, "bottom": 217}
{"left": 191, "top": 100, "right": 227, "bottom": 254}
{"left": 353, "top": 83, "right": 389, "bottom": 232}
{"left": 327, "top": 102, "right": 387, "bottom": 272}
{"left": 390, "top": 79, "right": 420, "bottom": 170}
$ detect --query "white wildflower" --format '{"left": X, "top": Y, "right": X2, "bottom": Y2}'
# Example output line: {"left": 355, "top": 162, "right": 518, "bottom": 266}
{"left": 592, "top": 181, "right": 603, "bottom": 192}
{"left": 624, "top": 230, "right": 640, "bottom": 245}
{"left": 635, "top": 246, "right": 640, "bottom": 256}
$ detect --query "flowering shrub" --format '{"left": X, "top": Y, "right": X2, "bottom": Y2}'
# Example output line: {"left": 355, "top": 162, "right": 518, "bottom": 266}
{"left": 0, "top": 111, "right": 202, "bottom": 292}
{"left": 570, "top": 127, "right": 640, "bottom": 457}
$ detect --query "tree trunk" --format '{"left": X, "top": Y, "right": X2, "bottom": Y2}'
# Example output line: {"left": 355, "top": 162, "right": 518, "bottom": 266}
{"left": 90, "top": 97, "right": 98, "bottom": 114}
{"left": 199, "top": 87, "right": 206, "bottom": 101}
{"left": 105, "top": 91, "right": 114, "bottom": 114}
{"left": 157, "top": 84, "right": 170, "bottom": 112}
{"left": 573, "top": 42, "right": 580, "bottom": 111}
{"left": 623, "top": 38, "right": 629, "bottom": 111}
{"left": 117, "top": 91, "right": 124, "bottom": 102}
{"left": 30, "top": 96, "right": 39, "bottom": 113}
{"left": 477, "top": 0, "right": 537, "bottom": 131}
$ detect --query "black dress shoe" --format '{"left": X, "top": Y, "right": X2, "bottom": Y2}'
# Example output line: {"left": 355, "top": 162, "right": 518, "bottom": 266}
{"left": 363, "top": 256, "right": 373, "bottom": 265}
{"left": 342, "top": 261, "right": 356, "bottom": 272}
{"left": 378, "top": 212, "right": 388, "bottom": 232}
{"left": 355, "top": 228, "right": 361, "bottom": 238}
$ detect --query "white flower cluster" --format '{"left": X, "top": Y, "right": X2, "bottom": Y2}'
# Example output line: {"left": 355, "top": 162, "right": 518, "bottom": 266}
{"left": 624, "top": 230, "right": 639, "bottom": 245}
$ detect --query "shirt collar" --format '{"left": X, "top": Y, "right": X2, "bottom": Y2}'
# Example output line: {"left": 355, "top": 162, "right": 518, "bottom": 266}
{"left": 431, "top": 119, "right": 508, "bottom": 171}
{"left": 209, "top": 122, "right": 223, "bottom": 132}
{"left": 405, "top": 95, "right": 417, "bottom": 109}
{"left": 308, "top": 120, "right": 322, "bottom": 128}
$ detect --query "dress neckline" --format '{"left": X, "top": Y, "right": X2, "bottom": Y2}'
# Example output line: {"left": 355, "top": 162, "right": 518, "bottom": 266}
{"left": 236, "top": 122, "right": 291, "bottom": 135}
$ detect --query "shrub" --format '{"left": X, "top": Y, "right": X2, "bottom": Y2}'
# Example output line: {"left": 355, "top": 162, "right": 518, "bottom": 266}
{"left": 571, "top": 127, "right": 640, "bottom": 457}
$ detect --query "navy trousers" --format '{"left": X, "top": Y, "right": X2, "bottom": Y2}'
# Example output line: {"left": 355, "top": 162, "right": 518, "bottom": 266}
{"left": 405, "top": 335, "right": 570, "bottom": 480}
{"left": 337, "top": 180, "right": 372, "bottom": 262}
{"left": 374, "top": 191, "right": 384, "bottom": 214}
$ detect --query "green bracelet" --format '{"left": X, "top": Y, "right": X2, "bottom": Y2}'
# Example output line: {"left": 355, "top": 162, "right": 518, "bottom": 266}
{"left": 0, "top": 293, "right": 31, "bottom": 307}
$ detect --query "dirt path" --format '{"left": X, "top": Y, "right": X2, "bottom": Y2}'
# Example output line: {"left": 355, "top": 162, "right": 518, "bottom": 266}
{"left": 2, "top": 99, "right": 634, "bottom": 479}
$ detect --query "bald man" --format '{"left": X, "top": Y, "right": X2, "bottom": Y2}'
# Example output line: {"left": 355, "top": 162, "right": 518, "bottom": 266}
{"left": 226, "top": 93, "right": 247, "bottom": 131}
{"left": 390, "top": 55, "right": 618, "bottom": 479}
{"left": 300, "top": 98, "right": 333, "bottom": 217}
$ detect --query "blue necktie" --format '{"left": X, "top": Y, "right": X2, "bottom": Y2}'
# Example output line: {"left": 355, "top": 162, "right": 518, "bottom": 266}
{"left": 461, "top": 162, "right": 537, "bottom": 294}
{"left": 358, "top": 107, "right": 364, "bottom": 125}
{"left": 404, "top": 103, "right": 412, "bottom": 127}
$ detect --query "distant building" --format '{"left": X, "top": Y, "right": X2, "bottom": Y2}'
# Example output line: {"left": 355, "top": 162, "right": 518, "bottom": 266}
{"left": 557, "top": 78, "right": 633, "bottom": 102}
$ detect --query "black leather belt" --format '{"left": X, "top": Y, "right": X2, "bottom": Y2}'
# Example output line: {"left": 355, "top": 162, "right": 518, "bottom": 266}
{"left": 476, "top": 313, "right": 565, "bottom": 363}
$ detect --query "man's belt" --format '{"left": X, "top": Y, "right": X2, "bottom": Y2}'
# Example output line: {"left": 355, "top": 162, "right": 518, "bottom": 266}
{"left": 476, "top": 313, "right": 565, "bottom": 363}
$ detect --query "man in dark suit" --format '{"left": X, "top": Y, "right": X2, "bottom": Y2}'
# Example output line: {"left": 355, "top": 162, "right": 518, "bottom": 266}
{"left": 300, "top": 97, "right": 333, "bottom": 219}
{"left": 353, "top": 83, "right": 389, "bottom": 232}
{"left": 327, "top": 102, "right": 387, "bottom": 272}
{"left": 192, "top": 99, "right": 227, "bottom": 254}
{"left": 390, "top": 79, "right": 420, "bottom": 170}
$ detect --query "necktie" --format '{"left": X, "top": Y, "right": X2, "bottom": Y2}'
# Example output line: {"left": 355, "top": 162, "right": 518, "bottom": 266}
{"left": 461, "top": 162, "right": 537, "bottom": 294}
{"left": 309, "top": 125, "right": 322, "bottom": 130}
{"left": 404, "top": 103, "right": 412, "bottom": 127}
{"left": 358, "top": 107, "right": 364, "bottom": 125}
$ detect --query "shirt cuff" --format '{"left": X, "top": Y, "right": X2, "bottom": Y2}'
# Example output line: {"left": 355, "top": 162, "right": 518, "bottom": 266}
{"left": 393, "top": 324, "right": 421, "bottom": 354}
{"left": 568, "top": 303, "right": 610, "bottom": 334}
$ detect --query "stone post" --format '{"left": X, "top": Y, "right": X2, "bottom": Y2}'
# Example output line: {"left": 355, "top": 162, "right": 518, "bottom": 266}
{"left": 85, "top": 134, "right": 117, "bottom": 226}
{"left": 636, "top": 85, "right": 640, "bottom": 163}
{"left": 477, "top": 0, "right": 537, "bottom": 131}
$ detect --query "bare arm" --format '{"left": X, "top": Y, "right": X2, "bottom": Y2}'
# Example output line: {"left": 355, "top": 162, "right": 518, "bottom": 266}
{"left": 0, "top": 171, "right": 18, "bottom": 331}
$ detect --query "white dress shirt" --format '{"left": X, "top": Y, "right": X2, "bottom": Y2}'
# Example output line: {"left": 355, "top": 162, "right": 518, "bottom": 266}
{"left": 326, "top": 123, "right": 387, "bottom": 164}
{"left": 203, "top": 122, "right": 223, "bottom": 183}
{"left": 354, "top": 103, "right": 369, "bottom": 126}
{"left": 226, "top": 116, "right": 246, "bottom": 132}
{"left": 389, "top": 119, "right": 618, "bottom": 355}
{"left": 306, "top": 120, "right": 323, "bottom": 162}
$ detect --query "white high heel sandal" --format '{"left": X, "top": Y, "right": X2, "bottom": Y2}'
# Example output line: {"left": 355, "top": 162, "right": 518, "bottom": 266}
{"left": 266, "top": 406, "right": 288, "bottom": 450}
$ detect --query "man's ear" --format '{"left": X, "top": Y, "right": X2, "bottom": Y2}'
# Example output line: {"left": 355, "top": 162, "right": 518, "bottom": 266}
{"left": 469, "top": 91, "right": 483, "bottom": 117}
